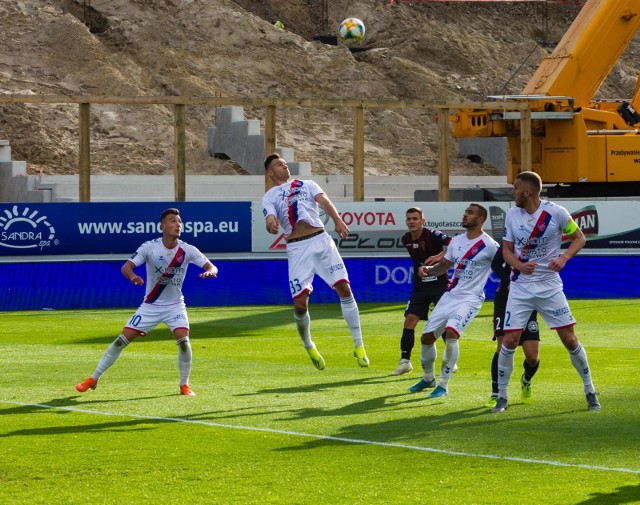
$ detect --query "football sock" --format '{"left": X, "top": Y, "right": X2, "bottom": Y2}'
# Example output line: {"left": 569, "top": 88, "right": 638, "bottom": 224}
{"left": 420, "top": 342, "right": 437, "bottom": 383}
{"left": 439, "top": 338, "right": 459, "bottom": 388}
{"left": 491, "top": 352, "right": 499, "bottom": 394}
{"left": 497, "top": 345, "right": 516, "bottom": 399}
{"left": 176, "top": 336, "right": 192, "bottom": 386}
{"left": 400, "top": 328, "right": 415, "bottom": 360}
{"left": 293, "top": 311, "right": 313, "bottom": 348}
{"left": 568, "top": 343, "right": 596, "bottom": 394}
{"left": 340, "top": 295, "right": 363, "bottom": 347}
{"left": 93, "top": 334, "right": 129, "bottom": 380}
{"left": 523, "top": 358, "right": 540, "bottom": 383}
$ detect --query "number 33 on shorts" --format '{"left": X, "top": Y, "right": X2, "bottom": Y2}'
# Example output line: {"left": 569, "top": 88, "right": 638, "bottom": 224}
{"left": 289, "top": 278, "right": 302, "bottom": 295}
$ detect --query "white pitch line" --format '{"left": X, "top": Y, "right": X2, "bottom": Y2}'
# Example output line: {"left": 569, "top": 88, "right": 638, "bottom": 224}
{"left": 4, "top": 400, "right": 640, "bottom": 475}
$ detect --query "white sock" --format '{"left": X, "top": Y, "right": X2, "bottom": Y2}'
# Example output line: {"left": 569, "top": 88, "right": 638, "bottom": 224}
{"left": 177, "top": 336, "right": 192, "bottom": 386}
{"left": 340, "top": 295, "right": 363, "bottom": 347}
{"left": 439, "top": 339, "right": 459, "bottom": 388}
{"left": 569, "top": 343, "right": 596, "bottom": 394}
{"left": 93, "top": 334, "right": 129, "bottom": 380}
{"left": 293, "top": 311, "right": 313, "bottom": 348}
{"left": 497, "top": 345, "right": 516, "bottom": 399}
{"left": 420, "top": 342, "right": 437, "bottom": 383}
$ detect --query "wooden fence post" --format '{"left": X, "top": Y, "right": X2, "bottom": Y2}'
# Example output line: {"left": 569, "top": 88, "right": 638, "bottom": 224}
{"left": 79, "top": 102, "right": 90, "bottom": 202}
{"left": 265, "top": 105, "right": 277, "bottom": 191}
{"left": 520, "top": 105, "right": 532, "bottom": 173}
{"left": 174, "top": 104, "right": 186, "bottom": 202}
{"left": 353, "top": 105, "right": 365, "bottom": 201}
{"left": 438, "top": 107, "right": 450, "bottom": 202}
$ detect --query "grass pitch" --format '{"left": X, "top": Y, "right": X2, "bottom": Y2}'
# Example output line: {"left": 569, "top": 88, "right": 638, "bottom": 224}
{"left": 2, "top": 300, "right": 640, "bottom": 504}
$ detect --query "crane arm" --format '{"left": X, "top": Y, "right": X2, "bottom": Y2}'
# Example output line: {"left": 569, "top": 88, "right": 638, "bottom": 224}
{"left": 523, "top": 0, "right": 640, "bottom": 108}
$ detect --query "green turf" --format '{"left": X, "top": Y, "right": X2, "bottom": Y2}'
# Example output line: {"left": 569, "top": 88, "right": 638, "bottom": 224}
{"left": 2, "top": 300, "right": 640, "bottom": 504}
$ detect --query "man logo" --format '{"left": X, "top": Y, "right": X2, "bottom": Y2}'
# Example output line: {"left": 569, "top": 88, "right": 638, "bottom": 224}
{"left": 0, "top": 205, "right": 57, "bottom": 250}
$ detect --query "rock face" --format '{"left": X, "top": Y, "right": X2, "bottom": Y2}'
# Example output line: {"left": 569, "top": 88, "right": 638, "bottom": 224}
{"left": 0, "top": 0, "right": 637, "bottom": 178}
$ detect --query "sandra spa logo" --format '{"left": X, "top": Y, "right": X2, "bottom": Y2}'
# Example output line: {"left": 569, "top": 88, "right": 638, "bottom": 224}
{"left": 0, "top": 205, "right": 58, "bottom": 250}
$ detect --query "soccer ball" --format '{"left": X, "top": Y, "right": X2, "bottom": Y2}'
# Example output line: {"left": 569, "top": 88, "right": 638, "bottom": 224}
{"left": 338, "top": 18, "right": 365, "bottom": 46}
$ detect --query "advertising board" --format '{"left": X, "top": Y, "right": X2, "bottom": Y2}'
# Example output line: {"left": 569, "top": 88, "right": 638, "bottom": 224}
{"left": 0, "top": 202, "right": 251, "bottom": 257}
{"left": 252, "top": 200, "right": 640, "bottom": 254}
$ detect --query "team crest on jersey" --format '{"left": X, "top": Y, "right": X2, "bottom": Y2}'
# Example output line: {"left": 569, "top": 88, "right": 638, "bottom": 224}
{"left": 471, "top": 247, "right": 479, "bottom": 255}
{"left": 537, "top": 223, "right": 546, "bottom": 232}
{"left": 175, "top": 251, "right": 184, "bottom": 263}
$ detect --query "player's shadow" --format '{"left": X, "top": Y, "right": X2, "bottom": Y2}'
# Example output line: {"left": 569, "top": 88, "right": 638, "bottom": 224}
{"left": 73, "top": 306, "right": 352, "bottom": 344}
{"left": 0, "top": 417, "right": 166, "bottom": 438}
{"left": 0, "top": 395, "right": 177, "bottom": 438}
{"left": 276, "top": 405, "right": 490, "bottom": 452}
{"left": 0, "top": 394, "right": 173, "bottom": 417}
{"left": 278, "top": 392, "right": 477, "bottom": 421}
{"left": 573, "top": 484, "right": 640, "bottom": 505}
{"left": 235, "top": 374, "right": 397, "bottom": 396}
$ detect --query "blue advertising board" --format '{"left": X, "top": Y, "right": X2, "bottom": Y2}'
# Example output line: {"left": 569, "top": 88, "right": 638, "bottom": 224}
{"left": 0, "top": 202, "right": 251, "bottom": 256}
{"left": 1, "top": 256, "right": 638, "bottom": 312}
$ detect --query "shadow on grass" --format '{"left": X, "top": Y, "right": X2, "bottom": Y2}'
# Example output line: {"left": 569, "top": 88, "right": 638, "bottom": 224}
{"left": 72, "top": 305, "right": 353, "bottom": 345}
{"left": 235, "top": 374, "right": 395, "bottom": 396}
{"left": 574, "top": 484, "right": 640, "bottom": 504}
{"left": 0, "top": 394, "right": 173, "bottom": 416}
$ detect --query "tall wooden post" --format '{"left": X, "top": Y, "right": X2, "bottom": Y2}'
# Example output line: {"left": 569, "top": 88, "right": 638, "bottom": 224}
{"left": 79, "top": 102, "right": 91, "bottom": 202}
{"left": 437, "top": 107, "right": 450, "bottom": 202}
{"left": 520, "top": 106, "right": 532, "bottom": 173}
{"left": 174, "top": 104, "right": 186, "bottom": 202}
{"left": 265, "top": 105, "right": 277, "bottom": 191}
{"left": 353, "top": 105, "right": 365, "bottom": 201}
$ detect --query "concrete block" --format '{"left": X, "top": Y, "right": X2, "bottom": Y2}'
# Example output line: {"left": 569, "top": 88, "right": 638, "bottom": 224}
{"left": 458, "top": 137, "right": 507, "bottom": 175}
{"left": 0, "top": 140, "right": 11, "bottom": 162}
{"left": 414, "top": 188, "right": 486, "bottom": 202}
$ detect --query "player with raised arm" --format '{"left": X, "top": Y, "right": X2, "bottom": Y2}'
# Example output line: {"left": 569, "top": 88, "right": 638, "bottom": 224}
{"left": 261, "top": 152, "right": 368, "bottom": 370}
{"left": 408, "top": 203, "right": 499, "bottom": 397}
{"left": 75, "top": 208, "right": 218, "bottom": 396}
{"left": 492, "top": 171, "right": 599, "bottom": 413}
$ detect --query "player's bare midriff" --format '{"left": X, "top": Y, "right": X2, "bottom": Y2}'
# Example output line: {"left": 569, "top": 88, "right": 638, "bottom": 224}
{"left": 287, "top": 220, "right": 324, "bottom": 242}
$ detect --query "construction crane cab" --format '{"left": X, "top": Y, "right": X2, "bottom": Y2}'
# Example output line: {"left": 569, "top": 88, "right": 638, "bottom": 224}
{"left": 451, "top": 0, "right": 640, "bottom": 197}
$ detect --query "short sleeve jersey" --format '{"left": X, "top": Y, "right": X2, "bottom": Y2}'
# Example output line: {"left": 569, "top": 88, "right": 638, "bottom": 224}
{"left": 261, "top": 179, "right": 325, "bottom": 238}
{"left": 444, "top": 231, "right": 499, "bottom": 300}
{"left": 401, "top": 228, "right": 451, "bottom": 292}
{"left": 503, "top": 200, "right": 573, "bottom": 283}
{"left": 129, "top": 238, "right": 209, "bottom": 306}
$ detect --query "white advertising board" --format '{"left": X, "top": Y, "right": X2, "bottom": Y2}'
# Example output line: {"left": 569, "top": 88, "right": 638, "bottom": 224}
{"left": 252, "top": 199, "right": 640, "bottom": 255}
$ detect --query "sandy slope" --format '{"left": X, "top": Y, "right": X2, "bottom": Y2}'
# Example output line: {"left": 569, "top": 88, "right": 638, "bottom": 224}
{"left": 0, "top": 0, "right": 637, "bottom": 177}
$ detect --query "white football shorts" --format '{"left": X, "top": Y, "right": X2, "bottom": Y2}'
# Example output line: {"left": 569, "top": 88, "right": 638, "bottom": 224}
{"left": 124, "top": 301, "right": 190, "bottom": 335}
{"left": 286, "top": 231, "right": 349, "bottom": 299}
{"left": 505, "top": 277, "right": 576, "bottom": 330}
{"left": 423, "top": 291, "right": 483, "bottom": 337}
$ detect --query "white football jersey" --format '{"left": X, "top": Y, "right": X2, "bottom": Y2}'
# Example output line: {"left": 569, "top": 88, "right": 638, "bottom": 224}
{"left": 261, "top": 179, "right": 325, "bottom": 238}
{"left": 503, "top": 200, "right": 572, "bottom": 283}
{"left": 444, "top": 231, "right": 499, "bottom": 299}
{"left": 128, "top": 238, "right": 209, "bottom": 306}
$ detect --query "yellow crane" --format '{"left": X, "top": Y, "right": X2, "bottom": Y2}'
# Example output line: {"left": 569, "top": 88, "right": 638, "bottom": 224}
{"left": 451, "top": 0, "right": 640, "bottom": 197}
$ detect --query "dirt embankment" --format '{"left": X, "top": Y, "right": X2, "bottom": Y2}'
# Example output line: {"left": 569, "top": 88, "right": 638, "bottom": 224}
{"left": 0, "top": 0, "right": 636, "bottom": 178}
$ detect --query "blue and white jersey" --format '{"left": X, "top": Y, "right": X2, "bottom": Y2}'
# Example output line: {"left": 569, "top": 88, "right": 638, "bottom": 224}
{"left": 444, "top": 231, "right": 498, "bottom": 300}
{"left": 129, "top": 238, "right": 209, "bottom": 306}
{"left": 503, "top": 200, "right": 574, "bottom": 283}
{"left": 261, "top": 179, "right": 325, "bottom": 238}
